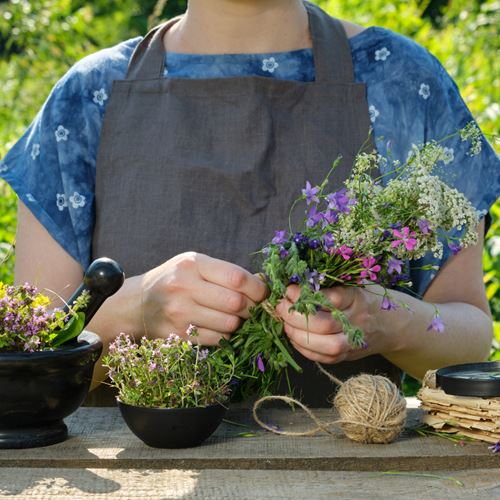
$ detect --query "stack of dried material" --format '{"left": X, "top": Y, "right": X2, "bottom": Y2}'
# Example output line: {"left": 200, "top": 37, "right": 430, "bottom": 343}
{"left": 417, "top": 370, "right": 500, "bottom": 444}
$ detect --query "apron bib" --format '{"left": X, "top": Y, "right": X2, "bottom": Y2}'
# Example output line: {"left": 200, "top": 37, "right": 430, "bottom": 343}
{"left": 92, "top": 1, "right": 401, "bottom": 407}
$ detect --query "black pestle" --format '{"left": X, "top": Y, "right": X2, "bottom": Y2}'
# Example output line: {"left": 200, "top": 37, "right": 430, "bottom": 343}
{"left": 64, "top": 258, "right": 125, "bottom": 327}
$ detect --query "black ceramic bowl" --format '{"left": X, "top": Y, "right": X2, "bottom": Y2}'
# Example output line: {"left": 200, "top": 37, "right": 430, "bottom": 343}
{"left": 118, "top": 401, "right": 227, "bottom": 448}
{"left": 0, "top": 331, "right": 102, "bottom": 449}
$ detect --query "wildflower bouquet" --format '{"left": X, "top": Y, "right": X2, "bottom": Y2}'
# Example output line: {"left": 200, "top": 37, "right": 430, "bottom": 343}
{"left": 103, "top": 327, "right": 236, "bottom": 408}
{"left": 0, "top": 282, "right": 90, "bottom": 351}
{"left": 224, "top": 123, "right": 483, "bottom": 397}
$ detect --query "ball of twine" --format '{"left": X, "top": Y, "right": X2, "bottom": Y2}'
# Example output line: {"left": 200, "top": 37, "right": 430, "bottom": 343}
{"left": 333, "top": 373, "right": 406, "bottom": 444}
{"left": 253, "top": 363, "right": 407, "bottom": 444}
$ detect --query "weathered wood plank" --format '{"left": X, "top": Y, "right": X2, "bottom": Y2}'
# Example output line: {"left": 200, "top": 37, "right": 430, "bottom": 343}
{"left": 1, "top": 468, "right": 499, "bottom": 499}
{"left": 0, "top": 401, "right": 498, "bottom": 471}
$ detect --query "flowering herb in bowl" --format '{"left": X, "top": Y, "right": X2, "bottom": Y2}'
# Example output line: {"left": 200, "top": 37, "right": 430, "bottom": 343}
{"left": 103, "top": 327, "right": 236, "bottom": 409}
{"left": 221, "top": 123, "right": 483, "bottom": 397}
{"left": 103, "top": 328, "right": 236, "bottom": 448}
{"left": 0, "top": 282, "right": 90, "bottom": 352}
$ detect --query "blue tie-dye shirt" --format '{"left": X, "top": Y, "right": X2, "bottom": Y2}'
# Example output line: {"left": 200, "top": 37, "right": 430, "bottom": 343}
{"left": 1, "top": 27, "right": 499, "bottom": 296}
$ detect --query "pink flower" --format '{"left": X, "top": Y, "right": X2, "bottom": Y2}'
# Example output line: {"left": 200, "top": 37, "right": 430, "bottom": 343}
{"left": 360, "top": 257, "right": 381, "bottom": 281}
{"left": 337, "top": 245, "right": 353, "bottom": 260}
{"left": 390, "top": 227, "right": 418, "bottom": 251}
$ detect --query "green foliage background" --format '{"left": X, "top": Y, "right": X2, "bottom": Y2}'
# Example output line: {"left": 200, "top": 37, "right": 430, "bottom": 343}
{"left": 0, "top": 1, "right": 499, "bottom": 368}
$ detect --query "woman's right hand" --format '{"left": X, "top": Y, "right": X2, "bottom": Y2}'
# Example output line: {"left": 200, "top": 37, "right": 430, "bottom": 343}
{"left": 141, "top": 252, "right": 268, "bottom": 345}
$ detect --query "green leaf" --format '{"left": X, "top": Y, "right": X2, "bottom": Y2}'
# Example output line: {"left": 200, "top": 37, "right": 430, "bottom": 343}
{"left": 51, "top": 312, "right": 86, "bottom": 348}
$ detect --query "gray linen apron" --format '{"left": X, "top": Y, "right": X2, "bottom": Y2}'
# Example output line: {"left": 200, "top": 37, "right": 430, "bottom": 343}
{"left": 91, "top": 1, "right": 401, "bottom": 407}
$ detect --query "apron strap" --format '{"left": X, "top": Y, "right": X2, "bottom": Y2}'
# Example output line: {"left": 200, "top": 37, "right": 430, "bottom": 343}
{"left": 126, "top": 2, "right": 355, "bottom": 84}
{"left": 304, "top": 1, "right": 356, "bottom": 83}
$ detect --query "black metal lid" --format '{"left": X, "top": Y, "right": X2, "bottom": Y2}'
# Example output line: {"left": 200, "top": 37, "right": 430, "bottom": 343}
{"left": 436, "top": 361, "right": 500, "bottom": 397}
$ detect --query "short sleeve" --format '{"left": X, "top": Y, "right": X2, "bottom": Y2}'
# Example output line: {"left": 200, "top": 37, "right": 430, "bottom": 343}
{"left": 351, "top": 28, "right": 500, "bottom": 296}
{"left": 0, "top": 37, "right": 141, "bottom": 270}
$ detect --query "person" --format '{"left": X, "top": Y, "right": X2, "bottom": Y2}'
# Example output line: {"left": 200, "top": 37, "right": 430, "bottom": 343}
{"left": 2, "top": 0, "right": 499, "bottom": 406}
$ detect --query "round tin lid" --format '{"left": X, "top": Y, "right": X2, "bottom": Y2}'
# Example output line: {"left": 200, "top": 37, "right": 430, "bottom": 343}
{"left": 436, "top": 361, "right": 500, "bottom": 397}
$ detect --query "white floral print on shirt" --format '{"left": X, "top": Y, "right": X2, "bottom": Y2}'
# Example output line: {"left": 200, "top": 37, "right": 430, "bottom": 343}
{"left": 56, "top": 193, "right": 68, "bottom": 211}
{"left": 69, "top": 191, "right": 86, "bottom": 208}
{"left": 0, "top": 160, "right": 7, "bottom": 173}
{"left": 55, "top": 125, "right": 70, "bottom": 142}
{"left": 262, "top": 57, "right": 279, "bottom": 73}
{"left": 442, "top": 147, "right": 454, "bottom": 164}
{"left": 419, "top": 83, "right": 431, "bottom": 100}
{"left": 93, "top": 88, "right": 108, "bottom": 106}
{"left": 26, "top": 193, "right": 36, "bottom": 202}
{"left": 369, "top": 105, "right": 380, "bottom": 123}
{"left": 375, "top": 47, "right": 391, "bottom": 61}
{"left": 31, "top": 143, "right": 40, "bottom": 160}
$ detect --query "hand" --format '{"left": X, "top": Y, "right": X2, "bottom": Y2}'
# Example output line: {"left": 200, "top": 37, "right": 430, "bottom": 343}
{"left": 275, "top": 284, "right": 385, "bottom": 364}
{"left": 141, "top": 252, "right": 268, "bottom": 345}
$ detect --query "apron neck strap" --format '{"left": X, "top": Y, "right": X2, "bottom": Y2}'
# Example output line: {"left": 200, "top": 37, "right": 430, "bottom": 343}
{"left": 305, "top": 1, "right": 355, "bottom": 83}
{"left": 126, "top": 2, "right": 355, "bottom": 83}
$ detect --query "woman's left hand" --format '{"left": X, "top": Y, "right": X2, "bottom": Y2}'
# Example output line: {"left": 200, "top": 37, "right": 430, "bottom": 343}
{"left": 275, "top": 284, "right": 390, "bottom": 364}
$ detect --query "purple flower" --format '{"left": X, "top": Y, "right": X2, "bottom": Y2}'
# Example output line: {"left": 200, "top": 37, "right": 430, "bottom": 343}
{"left": 322, "top": 232, "right": 335, "bottom": 248}
{"left": 293, "top": 232, "right": 308, "bottom": 246}
{"left": 305, "top": 269, "right": 326, "bottom": 292}
{"left": 448, "top": 241, "right": 462, "bottom": 255}
{"left": 427, "top": 315, "right": 445, "bottom": 333}
{"left": 387, "top": 257, "right": 403, "bottom": 275}
{"left": 337, "top": 245, "right": 353, "bottom": 260}
{"left": 322, "top": 209, "right": 339, "bottom": 227}
{"left": 289, "top": 274, "right": 300, "bottom": 284}
{"left": 308, "top": 239, "right": 321, "bottom": 249}
{"left": 256, "top": 354, "right": 265, "bottom": 373}
{"left": 417, "top": 219, "right": 431, "bottom": 235}
{"left": 198, "top": 348, "right": 209, "bottom": 361}
{"left": 306, "top": 206, "right": 323, "bottom": 228}
{"left": 381, "top": 296, "right": 399, "bottom": 311}
{"left": 272, "top": 230, "right": 287, "bottom": 245}
{"left": 327, "top": 188, "right": 354, "bottom": 214}
{"left": 148, "top": 362, "right": 157, "bottom": 372}
{"left": 488, "top": 441, "right": 500, "bottom": 453}
{"left": 279, "top": 247, "right": 289, "bottom": 259}
{"left": 390, "top": 227, "right": 418, "bottom": 251}
{"left": 302, "top": 181, "right": 320, "bottom": 206}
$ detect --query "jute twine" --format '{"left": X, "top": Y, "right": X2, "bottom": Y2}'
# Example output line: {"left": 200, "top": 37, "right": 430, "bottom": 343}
{"left": 253, "top": 362, "right": 407, "bottom": 444}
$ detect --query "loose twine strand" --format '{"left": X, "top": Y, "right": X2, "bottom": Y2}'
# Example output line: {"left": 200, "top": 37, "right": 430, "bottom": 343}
{"left": 253, "top": 362, "right": 407, "bottom": 444}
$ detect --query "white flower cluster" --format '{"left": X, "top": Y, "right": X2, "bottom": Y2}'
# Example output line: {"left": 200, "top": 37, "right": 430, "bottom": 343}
{"left": 459, "top": 122, "right": 483, "bottom": 156}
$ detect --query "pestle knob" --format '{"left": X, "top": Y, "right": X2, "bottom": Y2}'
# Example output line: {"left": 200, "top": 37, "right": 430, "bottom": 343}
{"left": 64, "top": 258, "right": 125, "bottom": 327}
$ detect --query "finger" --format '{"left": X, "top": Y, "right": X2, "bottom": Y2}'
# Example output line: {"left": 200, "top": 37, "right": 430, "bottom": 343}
{"left": 192, "top": 281, "right": 255, "bottom": 318}
{"left": 183, "top": 304, "right": 242, "bottom": 334}
{"left": 284, "top": 323, "right": 350, "bottom": 358}
{"left": 197, "top": 254, "right": 268, "bottom": 302}
{"left": 322, "top": 286, "right": 356, "bottom": 311}
{"left": 276, "top": 298, "right": 343, "bottom": 334}
{"left": 290, "top": 339, "right": 347, "bottom": 364}
{"left": 189, "top": 328, "right": 231, "bottom": 346}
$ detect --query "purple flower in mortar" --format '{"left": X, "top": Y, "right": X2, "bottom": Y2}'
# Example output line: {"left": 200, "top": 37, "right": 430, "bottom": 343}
{"left": 417, "top": 219, "right": 431, "bottom": 235}
{"left": 308, "top": 239, "right": 321, "bottom": 249}
{"left": 256, "top": 354, "right": 266, "bottom": 373}
{"left": 302, "top": 181, "right": 320, "bottom": 206}
{"left": 427, "top": 315, "right": 445, "bottom": 333}
{"left": 448, "top": 241, "right": 462, "bottom": 255}
{"left": 387, "top": 257, "right": 404, "bottom": 275}
{"left": 272, "top": 230, "right": 287, "bottom": 245}
{"left": 488, "top": 441, "right": 500, "bottom": 453}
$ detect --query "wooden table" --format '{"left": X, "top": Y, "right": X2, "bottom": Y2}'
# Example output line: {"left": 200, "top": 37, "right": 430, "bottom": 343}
{"left": 0, "top": 399, "right": 499, "bottom": 498}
